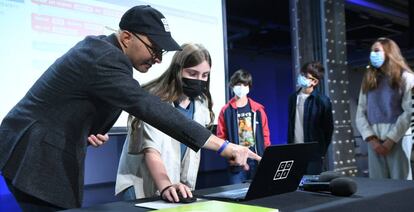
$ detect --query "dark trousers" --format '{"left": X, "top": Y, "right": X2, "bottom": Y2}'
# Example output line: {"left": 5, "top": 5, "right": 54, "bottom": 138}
{"left": 228, "top": 159, "right": 258, "bottom": 184}
{"left": 306, "top": 158, "right": 325, "bottom": 175}
{"left": 4, "top": 178, "right": 64, "bottom": 212}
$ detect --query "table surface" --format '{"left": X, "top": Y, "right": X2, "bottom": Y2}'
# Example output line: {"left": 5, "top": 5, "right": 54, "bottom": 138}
{"left": 63, "top": 177, "right": 414, "bottom": 212}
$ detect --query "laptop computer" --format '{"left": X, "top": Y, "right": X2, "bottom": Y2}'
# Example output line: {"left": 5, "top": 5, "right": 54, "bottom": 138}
{"left": 204, "top": 142, "right": 318, "bottom": 201}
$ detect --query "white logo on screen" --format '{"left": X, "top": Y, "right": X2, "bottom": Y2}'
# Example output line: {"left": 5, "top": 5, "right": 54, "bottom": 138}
{"left": 273, "top": 160, "right": 294, "bottom": 180}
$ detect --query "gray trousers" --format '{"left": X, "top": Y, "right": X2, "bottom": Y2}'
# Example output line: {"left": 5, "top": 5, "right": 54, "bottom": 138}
{"left": 368, "top": 139, "right": 410, "bottom": 179}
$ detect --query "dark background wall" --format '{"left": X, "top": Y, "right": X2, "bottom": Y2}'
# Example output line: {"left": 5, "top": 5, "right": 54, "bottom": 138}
{"left": 227, "top": 51, "right": 293, "bottom": 144}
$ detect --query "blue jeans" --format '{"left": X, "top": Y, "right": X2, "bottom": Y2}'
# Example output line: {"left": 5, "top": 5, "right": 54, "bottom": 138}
{"left": 228, "top": 159, "right": 258, "bottom": 184}
{"left": 121, "top": 186, "right": 137, "bottom": 201}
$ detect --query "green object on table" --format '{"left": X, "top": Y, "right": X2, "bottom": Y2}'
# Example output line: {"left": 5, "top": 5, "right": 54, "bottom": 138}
{"left": 155, "top": 200, "right": 278, "bottom": 212}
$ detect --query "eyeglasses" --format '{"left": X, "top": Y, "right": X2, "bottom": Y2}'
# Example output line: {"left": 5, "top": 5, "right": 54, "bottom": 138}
{"left": 131, "top": 33, "right": 166, "bottom": 60}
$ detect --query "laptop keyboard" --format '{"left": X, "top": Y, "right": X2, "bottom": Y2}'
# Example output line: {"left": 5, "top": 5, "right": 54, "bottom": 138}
{"left": 205, "top": 187, "right": 249, "bottom": 199}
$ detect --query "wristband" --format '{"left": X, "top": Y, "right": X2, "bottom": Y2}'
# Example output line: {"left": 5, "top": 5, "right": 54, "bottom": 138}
{"left": 160, "top": 185, "right": 173, "bottom": 198}
{"left": 217, "top": 140, "right": 230, "bottom": 155}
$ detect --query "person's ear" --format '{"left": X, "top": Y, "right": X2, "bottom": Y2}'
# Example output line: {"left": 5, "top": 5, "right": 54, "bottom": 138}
{"left": 312, "top": 78, "right": 319, "bottom": 86}
{"left": 119, "top": 31, "right": 133, "bottom": 49}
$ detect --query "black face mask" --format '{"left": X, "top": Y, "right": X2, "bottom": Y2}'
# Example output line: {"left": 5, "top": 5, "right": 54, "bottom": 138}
{"left": 182, "top": 78, "right": 207, "bottom": 98}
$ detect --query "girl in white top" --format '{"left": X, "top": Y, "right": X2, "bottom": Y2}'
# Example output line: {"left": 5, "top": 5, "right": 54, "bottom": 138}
{"left": 356, "top": 37, "right": 414, "bottom": 179}
{"left": 115, "top": 43, "right": 214, "bottom": 202}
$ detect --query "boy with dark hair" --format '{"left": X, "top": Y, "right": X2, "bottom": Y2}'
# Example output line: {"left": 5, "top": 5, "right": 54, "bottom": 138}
{"left": 217, "top": 69, "right": 271, "bottom": 184}
{"left": 287, "top": 61, "right": 333, "bottom": 174}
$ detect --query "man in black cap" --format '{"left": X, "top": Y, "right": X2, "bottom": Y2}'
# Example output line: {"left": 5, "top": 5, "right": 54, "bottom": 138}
{"left": 0, "top": 5, "right": 260, "bottom": 210}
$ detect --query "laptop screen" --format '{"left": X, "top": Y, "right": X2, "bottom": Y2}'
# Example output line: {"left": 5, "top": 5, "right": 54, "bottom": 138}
{"left": 203, "top": 143, "right": 318, "bottom": 201}
{"left": 245, "top": 142, "right": 318, "bottom": 200}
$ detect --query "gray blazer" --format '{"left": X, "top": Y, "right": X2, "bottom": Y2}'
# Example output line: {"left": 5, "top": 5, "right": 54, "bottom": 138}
{"left": 0, "top": 34, "right": 210, "bottom": 208}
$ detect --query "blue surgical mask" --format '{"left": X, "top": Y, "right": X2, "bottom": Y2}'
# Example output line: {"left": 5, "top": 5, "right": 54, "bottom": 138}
{"left": 233, "top": 85, "right": 249, "bottom": 98}
{"left": 370, "top": 51, "right": 385, "bottom": 68}
{"left": 297, "top": 75, "right": 311, "bottom": 88}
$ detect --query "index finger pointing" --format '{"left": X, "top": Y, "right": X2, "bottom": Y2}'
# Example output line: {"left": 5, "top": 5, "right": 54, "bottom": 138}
{"left": 248, "top": 150, "right": 261, "bottom": 162}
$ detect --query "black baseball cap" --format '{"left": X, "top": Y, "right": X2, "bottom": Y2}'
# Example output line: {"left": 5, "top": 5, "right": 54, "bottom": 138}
{"left": 119, "top": 5, "right": 181, "bottom": 51}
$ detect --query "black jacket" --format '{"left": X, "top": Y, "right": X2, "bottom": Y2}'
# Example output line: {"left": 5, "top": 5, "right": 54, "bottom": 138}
{"left": 287, "top": 88, "right": 333, "bottom": 159}
{"left": 0, "top": 34, "right": 210, "bottom": 208}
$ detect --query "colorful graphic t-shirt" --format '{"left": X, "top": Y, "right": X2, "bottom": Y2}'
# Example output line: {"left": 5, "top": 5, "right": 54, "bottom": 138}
{"left": 237, "top": 103, "right": 255, "bottom": 148}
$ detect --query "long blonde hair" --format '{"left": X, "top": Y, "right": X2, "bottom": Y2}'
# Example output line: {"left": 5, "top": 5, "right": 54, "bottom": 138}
{"left": 129, "top": 43, "right": 214, "bottom": 132}
{"left": 362, "top": 37, "right": 412, "bottom": 93}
